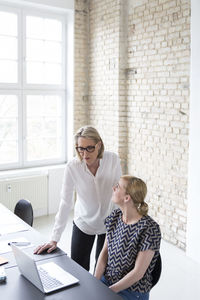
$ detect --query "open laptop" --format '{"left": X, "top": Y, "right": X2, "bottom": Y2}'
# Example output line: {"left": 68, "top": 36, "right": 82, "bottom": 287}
{"left": 11, "top": 244, "right": 79, "bottom": 294}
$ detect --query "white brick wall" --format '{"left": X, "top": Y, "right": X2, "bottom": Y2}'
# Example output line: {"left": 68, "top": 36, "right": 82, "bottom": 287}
{"left": 74, "top": 0, "right": 90, "bottom": 131}
{"left": 74, "top": 0, "right": 190, "bottom": 250}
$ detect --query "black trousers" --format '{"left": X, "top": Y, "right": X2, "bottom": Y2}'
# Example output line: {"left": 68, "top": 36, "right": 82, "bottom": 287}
{"left": 71, "top": 222, "right": 106, "bottom": 271}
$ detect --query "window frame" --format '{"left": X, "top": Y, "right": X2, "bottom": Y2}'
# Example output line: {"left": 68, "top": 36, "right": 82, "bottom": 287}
{"left": 0, "top": 3, "right": 70, "bottom": 171}
{"left": 22, "top": 8, "right": 66, "bottom": 90}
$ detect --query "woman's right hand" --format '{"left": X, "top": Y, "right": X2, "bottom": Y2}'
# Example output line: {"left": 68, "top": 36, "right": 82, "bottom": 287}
{"left": 34, "top": 241, "right": 57, "bottom": 254}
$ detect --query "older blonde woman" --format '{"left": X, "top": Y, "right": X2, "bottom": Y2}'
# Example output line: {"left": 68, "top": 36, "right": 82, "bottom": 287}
{"left": 34, "top": 126, "right": 121, "bottom": 271}
{"left": 95, "top": 175, "right": 161, "bottom": 300}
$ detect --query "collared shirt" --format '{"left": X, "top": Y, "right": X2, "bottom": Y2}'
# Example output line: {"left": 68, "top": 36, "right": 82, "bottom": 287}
{"left": 51, "top": 151, "right": 121, "bottom": 241}
{"left": 104, "top": 209, "right": 161, "bottom": 293}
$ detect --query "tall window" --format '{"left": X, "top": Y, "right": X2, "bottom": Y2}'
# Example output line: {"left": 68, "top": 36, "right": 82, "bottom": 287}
{"left": 0, "top": 6, "right": 67, "bottom": 170}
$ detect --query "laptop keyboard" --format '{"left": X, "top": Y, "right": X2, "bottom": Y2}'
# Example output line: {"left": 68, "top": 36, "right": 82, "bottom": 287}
{"left": 38, "top": 266, "right": 63, "bottom": 290}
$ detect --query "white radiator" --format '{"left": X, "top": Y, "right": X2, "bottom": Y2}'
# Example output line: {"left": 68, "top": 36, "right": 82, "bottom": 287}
{"left": 0, "top": 174, "right": 48, "bottom": 217}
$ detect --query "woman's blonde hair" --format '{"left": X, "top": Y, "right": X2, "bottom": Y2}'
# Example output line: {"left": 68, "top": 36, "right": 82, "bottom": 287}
{"left": 122, "top": 175, "right": 148, "bottom": 216}
{"left": 74, "top": 126, "right": 104, "bottom": 160}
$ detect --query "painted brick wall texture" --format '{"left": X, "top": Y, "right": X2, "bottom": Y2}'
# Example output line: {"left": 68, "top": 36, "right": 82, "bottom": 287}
{"left": 74, "top": 0, "right": 90, "bottom": 131}
{"left": 88, "top": 0, "right": 121, "bottom": 154}
{"left": 74, "top": 0, "right": 190, "bottom": 250}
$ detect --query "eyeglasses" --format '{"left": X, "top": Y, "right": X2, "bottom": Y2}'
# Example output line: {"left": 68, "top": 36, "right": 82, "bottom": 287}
{"left": 114, "top": 183, "right": 120, "bottom": 189}
{"left": 76, "top": 143, "right": 98, "bottom": 153}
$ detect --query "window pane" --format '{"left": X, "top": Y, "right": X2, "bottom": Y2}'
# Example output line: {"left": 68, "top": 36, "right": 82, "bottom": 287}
{"left": 0, "top": 8, "right": 66, "bottom": 169}
{"left": 26, "top": 62, "right": 44, "bottom": 84}
{"left": 27, "top": 138, "right": 62, "bottom": 160}
{"left": 27, "top": 62, "right": 61, "bottom": 84}
{"left": 0, "top": 11, "right": 17, "bottom": 36}
{"left": 45, "top": 63, "right": 62, "bottom": 84}
{"left": 0, "top": 95, "right": 18, "bottom": 164}
{"left": 44, "top": 41, "right": 62, "bottom": 63}
{"left": 0, "top": 140, "right": 18, "bottom": 163}
{"left": 27, "top": 39, "right": 61, "bottom": 63}
{"left": 26, "top": 39, "right": 44, "bottom": 61}
{"left": 26, "top": 95, "right": 62, "bottom": 161}
{"left": 0, "top": 95, "right": 18, "bottom": 117}
{"left": 0, "top": 119, "right": 17, "bottom": 139}
{"left": 27, "top": 118, "right": 60, "bottom": 138}
{"left": 26, "top": 16, "right": 44, "bottom": 39}
{"left": 44, "top": 19, "right": 62, "bottom": 41}
{"left": 26, "top": 16, "right": 62, "bottom": 41}
{"left": 26, "top": 15, "right": 63, "bottom": 84}
{"left": 0, "top": 11, "right": 18, "bottom": 84}
{"left": 0, "top": 61, "right": 17, "bottom": 83}
{"left": 0, "top": 36, "right": 17, "bottom": 60}
{"left": 27, "top": 95, "right": 61, "bottom": 116}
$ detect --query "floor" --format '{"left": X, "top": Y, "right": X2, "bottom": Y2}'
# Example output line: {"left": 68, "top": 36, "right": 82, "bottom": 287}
{"left": 33, "top": 213, "right": 200, "bottom": 300}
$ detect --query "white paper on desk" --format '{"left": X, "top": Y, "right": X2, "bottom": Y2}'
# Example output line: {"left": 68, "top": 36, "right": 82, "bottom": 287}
{"left": 0, "top": 237, "right": 33, "bottom": 254}
{"left": 0, "top": 213, "right": 17, "bottom": 226}
{"left": 0, "top": 222, "right": 28, "bottom": 235}
{"left": 0, "top": 206, "right": 29, "bottom": 235}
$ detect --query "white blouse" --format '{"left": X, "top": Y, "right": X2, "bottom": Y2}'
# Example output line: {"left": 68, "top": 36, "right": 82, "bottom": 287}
{"left": 51, "top": 151, "right": 122, "bottom": 241}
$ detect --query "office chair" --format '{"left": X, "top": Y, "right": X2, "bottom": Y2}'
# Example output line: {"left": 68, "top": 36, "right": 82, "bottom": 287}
{"left": 14, "top": 199, "right": 34, "bottom": 226}
{"left": 151, "top": 252, "right": 162, "bottom": 288}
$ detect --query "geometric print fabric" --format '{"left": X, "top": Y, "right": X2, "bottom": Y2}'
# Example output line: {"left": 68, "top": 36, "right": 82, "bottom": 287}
{"left": 104, "top": 208, "right": 161, "bottom": 293}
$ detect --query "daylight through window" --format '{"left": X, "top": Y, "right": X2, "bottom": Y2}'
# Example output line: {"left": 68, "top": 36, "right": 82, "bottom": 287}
{"left": 0, "top": 5, "right": 66, "bottom": 170}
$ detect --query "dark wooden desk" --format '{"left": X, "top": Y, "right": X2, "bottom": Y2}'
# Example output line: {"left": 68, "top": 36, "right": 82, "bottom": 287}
{"left": 1, "top": 254, "right": 122, "bottom": 300}
{"left": 0, "top": 204, "right": 122, "bottom": 300}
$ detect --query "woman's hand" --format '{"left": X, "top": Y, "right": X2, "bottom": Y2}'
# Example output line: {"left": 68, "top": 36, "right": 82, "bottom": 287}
{"left": 34, "top": 241, "right": 57, "bottom": 254}
{"left": 109, "top": 284, "right": 121, "bottom": 293}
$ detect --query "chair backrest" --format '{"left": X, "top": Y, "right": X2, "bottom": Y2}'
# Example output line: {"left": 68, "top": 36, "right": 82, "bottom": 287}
{"left": 14, "top": 199, "right": 33, "bottom": 227}
{"left": 151, "top": 252, "right": 162, "bottom": 288}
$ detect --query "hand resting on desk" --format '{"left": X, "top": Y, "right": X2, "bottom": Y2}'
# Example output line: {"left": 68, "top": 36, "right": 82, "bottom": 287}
{"left": 34, "top": 241, "right": 57, "bottom": 254}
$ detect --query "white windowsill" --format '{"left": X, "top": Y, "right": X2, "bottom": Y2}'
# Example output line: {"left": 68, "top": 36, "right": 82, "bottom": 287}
{"left": 0, "top": 164, "right": 67, "bottom": 180}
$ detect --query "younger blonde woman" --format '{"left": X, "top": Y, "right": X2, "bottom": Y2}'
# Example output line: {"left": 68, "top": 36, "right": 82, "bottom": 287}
{"left": 95, "top": 175, "right": 161, "bottom": 300}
